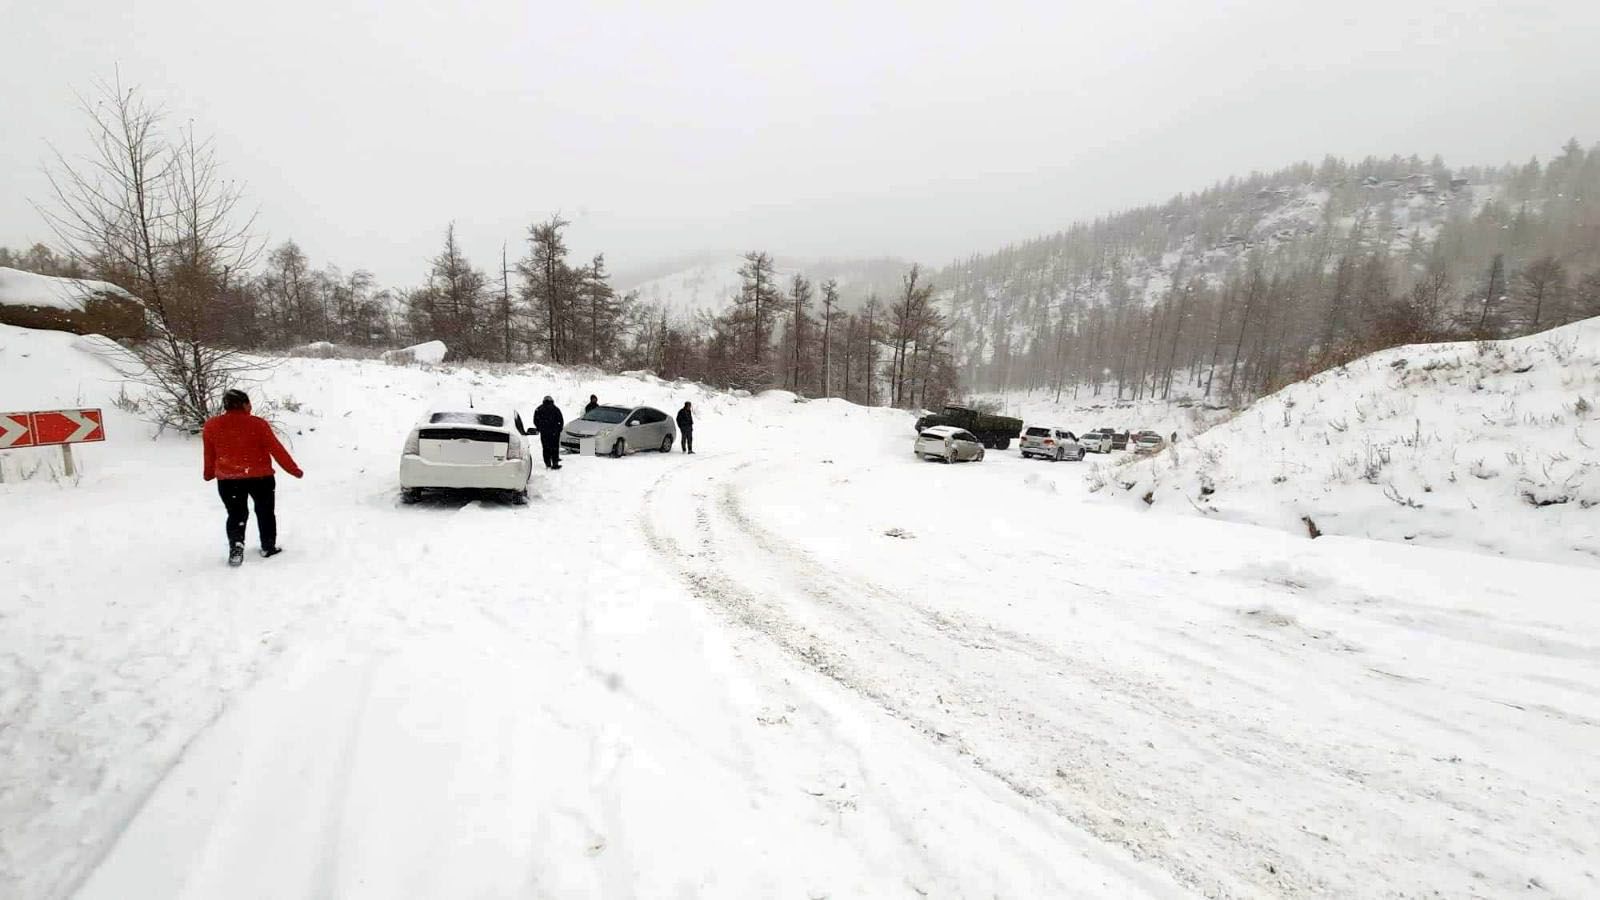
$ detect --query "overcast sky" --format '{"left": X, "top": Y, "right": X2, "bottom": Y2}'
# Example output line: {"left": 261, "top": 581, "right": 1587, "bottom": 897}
{"left": 3, "top": 0, "right": 1597, "bottom": 287}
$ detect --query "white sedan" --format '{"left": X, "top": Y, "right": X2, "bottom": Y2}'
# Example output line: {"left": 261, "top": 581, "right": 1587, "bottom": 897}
{"left": 399, "top": 407, "right": 533, "bottom": 504}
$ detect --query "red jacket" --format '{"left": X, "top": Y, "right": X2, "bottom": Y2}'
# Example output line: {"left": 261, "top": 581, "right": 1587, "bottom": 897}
{"left": 202, "top": 410, "right": 302, "bottom": 481}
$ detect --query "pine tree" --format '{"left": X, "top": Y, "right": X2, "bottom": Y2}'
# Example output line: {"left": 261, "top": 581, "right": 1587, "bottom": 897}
{"left": 520, "top": 215, "right": 574, "bottom": 363}
{"left": 787, "top": 273, "right": 813, "bottom": 391}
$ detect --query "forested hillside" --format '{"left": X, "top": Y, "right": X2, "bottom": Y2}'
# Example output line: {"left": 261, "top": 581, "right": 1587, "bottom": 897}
{"left": 942, "top": 141, "right": 1600, "bottom": 403}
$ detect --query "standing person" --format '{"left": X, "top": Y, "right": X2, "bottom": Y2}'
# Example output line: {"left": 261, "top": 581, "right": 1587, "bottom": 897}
{"left": 202, "top": 388, "right": 304, "bottom": 567}
{"left": 676, "top": 401, "right": 695, "bottom": 454}
{"left": 533, "top": 395, "right": 565, "bottom": 470}
{"left": 585, "top": 394, "right": 599, "bottom": 414}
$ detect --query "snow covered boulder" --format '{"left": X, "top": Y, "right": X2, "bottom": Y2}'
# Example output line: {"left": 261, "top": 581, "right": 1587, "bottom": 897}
{"left": 1105, "top": 318, "right": 1600, "bottom": 567}
{"left": 0, "top": 267, "right": 144, "bottom": 339}
{"left": 382, "top": 340, "right": 448, "bottom": 366}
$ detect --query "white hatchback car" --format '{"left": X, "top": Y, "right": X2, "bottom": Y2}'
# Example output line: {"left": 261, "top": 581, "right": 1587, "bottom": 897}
{"left": 915, "top": 425, "right": 985, "bottom": 463}
{"left": 399, "top": 407, "right": 533, "bottom": 504}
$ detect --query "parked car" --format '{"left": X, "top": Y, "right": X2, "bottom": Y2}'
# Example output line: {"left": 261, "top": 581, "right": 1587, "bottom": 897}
{"left": 561, "top": 404, "right": 677, "bottom": 457}
{"left": 1079, "top": 430, "right": 1114, "bottom": 453}
{"left": 1097, "top": 428, "right": 1130, "bottom": 451}
{"left": 1132, "top": 432, "right": 1166, "bottom": 455}
{"left": 1020, "top": 426, "right": 1085, "bottom": 461}
{"left": 399, "top": 407, "right": 533, "bottom": 504}
{"left": 915, "top": 425, "right": 985, "bottom": 463}
{"left": 913, "top": 406, "right": 1023, "bottom": 450}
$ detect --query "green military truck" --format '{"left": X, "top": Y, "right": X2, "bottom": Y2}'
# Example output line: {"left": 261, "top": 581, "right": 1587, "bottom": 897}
{"left": 913, "top": 405, "right": 1024, "bottom": 450}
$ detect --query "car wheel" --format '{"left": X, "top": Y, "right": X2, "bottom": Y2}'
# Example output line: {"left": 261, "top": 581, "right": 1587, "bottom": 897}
{"left": 400, "top": 488, "right": 423, "bottom": 505}
{"left": 943, "top": 448, "right": 955, "bottom": 464}
{"left": 1076, "top": 448, "right": 1086, "bottom": 461}
{"left": 976, "top": 448, "right": 985, "bottom": 462}
{"left": 659, "top": 434, "right": 673, "bottom": 453}
{"left": 612, "top": 439, "right": 626, "bottom": 458}
{"left": 508, "top": 489, "right": 529, "bottom": 506}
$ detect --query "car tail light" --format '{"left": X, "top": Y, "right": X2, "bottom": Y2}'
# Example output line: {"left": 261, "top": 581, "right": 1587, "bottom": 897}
{"left": 403, "top": 431, "right": 419, "bottom": 454}
{"left": 1044, "top": 439, "right": 1054, "bottom": 445}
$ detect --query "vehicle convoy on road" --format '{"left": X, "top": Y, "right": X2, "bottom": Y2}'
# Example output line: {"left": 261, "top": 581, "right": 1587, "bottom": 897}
{"left": 1019, "top": 426, "right": 1086, "bottom": 461}
{"left": 399, "top": 407, "right": 533, "bottom": 504}
{"left": 561, "top": 404, "right": 677, "bottom": 458}
{"left": 914, "top": 425, "right": 986, "bottom": 463}
{"left": 913, "top": 405, "right": 1022, "bottom": 449}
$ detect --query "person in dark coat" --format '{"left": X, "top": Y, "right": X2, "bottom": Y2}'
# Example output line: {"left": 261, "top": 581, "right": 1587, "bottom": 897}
{"left": 202, "top": 388, "right": 304, "bottom": 566}
{"left": 676, "top": 401, "right": 694, "bottom": 453}
{"left": 532, "top": 396, "right": 564, "bottom": 470}
{"left": 584, "top": 395, "right": 599, "bottom": 414}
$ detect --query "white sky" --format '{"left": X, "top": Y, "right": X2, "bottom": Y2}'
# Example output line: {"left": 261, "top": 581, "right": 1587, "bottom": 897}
{"left": 3, "top": 0, "right": 1597, "bottom": 286}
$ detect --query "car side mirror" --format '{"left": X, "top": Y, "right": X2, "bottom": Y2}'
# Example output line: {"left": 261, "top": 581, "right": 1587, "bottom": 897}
{"left": 627, "top": 420, "right": 639, "bottom": 427}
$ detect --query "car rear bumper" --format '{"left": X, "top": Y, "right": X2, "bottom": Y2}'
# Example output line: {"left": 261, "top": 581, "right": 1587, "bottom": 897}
{"left": 399, "top": 455, "right": 530, "bottom": 490}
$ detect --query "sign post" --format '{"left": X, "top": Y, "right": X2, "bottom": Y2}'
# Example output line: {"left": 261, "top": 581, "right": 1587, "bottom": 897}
{"left": 0, "top": 409, "right": 106, "bottom": 478}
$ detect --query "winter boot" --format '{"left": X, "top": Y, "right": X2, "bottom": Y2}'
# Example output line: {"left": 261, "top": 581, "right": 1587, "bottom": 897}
{"left": 261, "top": 546, "right": 284, "bottom": 559}
{"left": 228, "top": 542, "right": 245, "bottom": 567}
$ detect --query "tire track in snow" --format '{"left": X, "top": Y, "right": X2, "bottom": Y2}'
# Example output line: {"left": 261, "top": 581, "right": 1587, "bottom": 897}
{"left": 640, "top": 457, "right": 1276, "bottom": 897}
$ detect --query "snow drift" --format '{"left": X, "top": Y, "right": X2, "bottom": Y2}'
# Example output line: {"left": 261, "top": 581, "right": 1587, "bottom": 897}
{"left": 0, "top": 267, "right": 135, "bottom": 311}
{"left": 1101, "top": 318, "right": 1600, "bottom": 566}
{"left": 382, "top": 339, "right": 448, "bottom": 365}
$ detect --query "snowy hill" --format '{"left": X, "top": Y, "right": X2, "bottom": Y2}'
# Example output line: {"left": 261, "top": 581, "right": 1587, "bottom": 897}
{"left": 618, "top": 256, "right": 750, "bottom": 317}
{"left": 1099, "top": 318, "right": 1600, "bottom": 566}
{"left": 617, "top": 254, "right": 914, "bottom": 317}
{"left": 0, "top": 266, "right": 134, "bottom": 311}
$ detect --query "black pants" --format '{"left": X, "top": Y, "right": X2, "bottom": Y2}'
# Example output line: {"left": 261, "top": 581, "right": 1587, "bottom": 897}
{"left": 680, "top": 429, "right": 693, "bottom": 453}
{"left": 218, "top": 476, "right": 276, "bottom": 549}
{"left": 541, "top": 434, "right": 561, "bottom": 468}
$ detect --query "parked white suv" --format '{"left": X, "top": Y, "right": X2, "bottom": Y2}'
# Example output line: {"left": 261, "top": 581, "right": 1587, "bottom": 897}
{"left": 1019, "top": 426, "right": 1085, "bottom": 461}
{"left": 399, "top": 407, "right": 533, "bottom": 504}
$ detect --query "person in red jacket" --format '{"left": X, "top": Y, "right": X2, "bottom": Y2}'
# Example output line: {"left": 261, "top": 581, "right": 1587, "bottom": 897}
{"left": 203, "top": 388, "right": 304, "bottom": 566}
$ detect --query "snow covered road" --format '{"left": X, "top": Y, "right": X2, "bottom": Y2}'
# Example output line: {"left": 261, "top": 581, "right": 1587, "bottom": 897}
{"left": 2, "top": 332, "right": 1596, "bottom": 898}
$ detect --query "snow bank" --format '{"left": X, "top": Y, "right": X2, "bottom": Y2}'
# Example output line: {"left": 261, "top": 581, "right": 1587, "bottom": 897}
{"left": 0, "top": 266, "right": 134, "bottom": 311}
{"left": 1103, "top": 319, "right": 1600, "bottom": 566}
{"left": 382, "top": 339, "right": 448, "bottom": 365}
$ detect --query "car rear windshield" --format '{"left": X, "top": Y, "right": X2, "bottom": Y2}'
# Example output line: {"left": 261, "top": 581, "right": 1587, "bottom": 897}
{"left": 919, "top": 431, "right": 946, "bottom": 440}
{"left": 1024, "top": 427, "right": 1050, "bottom": 437}
{"left": 429, "top": 412, "right": 504, "bottom": 427}
{"left": 581, "top": 406, "right": 630, "bottom": 424}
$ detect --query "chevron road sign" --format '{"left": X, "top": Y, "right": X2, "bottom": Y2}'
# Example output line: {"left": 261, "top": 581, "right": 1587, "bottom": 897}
{"left": 29, "top": 409, "right": 106, "bottom": 446}
{"left": 0, "top": 409, "right": 105, "bottom": 479}
{"left": 0, "top": 412, "right": 29, "bottom": 449}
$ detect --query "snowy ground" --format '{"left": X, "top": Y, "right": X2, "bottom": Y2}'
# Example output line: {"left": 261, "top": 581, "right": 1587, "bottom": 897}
{"left": 3, "top": 323, "right": 1598, "bottom": 898}
{"left": 1105, "top": 320, "right": 1600, "bottom": 568}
